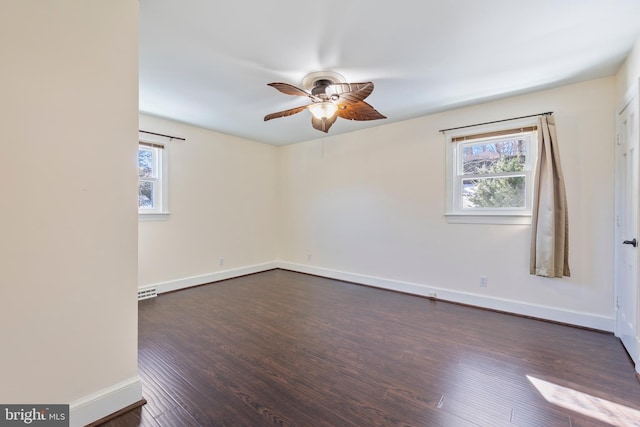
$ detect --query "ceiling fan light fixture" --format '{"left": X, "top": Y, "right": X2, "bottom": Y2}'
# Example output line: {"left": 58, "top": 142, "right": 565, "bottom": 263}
{"left": 308, "top": 102, "right": 338, "bottom": 120}
{"left": 265, "top": 75, "right": 386, "bottom": 133}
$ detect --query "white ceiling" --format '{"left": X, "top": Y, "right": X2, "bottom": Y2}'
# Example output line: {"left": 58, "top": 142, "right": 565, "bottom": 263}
{"left": 139, "top": 0, "right": 640, "bottom": 146}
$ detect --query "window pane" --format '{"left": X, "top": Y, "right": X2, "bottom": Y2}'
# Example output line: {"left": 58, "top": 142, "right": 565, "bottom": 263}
{"left": 138, "top": 181, "right": 154, "bottom": 208}
{"left": 462, "top": 139, "right": 527, "bottom": 175}
{"left": 462, "top": 176, "right": 526, "bottom": 208}
{"left": 138, "top": 149, "right": 155, "bottom": 178}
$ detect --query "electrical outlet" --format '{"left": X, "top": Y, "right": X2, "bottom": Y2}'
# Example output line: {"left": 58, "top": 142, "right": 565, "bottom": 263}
{"left": 479, "top": 276, "right": 488, "bottom": 287}
{"left": 219, "top": 257, "right": 224, "bottom": 266}
{"left": 307, "top": 253, "right": 312, "bottom": 261}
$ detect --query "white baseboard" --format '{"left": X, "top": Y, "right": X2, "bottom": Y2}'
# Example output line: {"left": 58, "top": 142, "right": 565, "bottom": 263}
{"left": 140, "top": 261, "right": 615, "bottom": 331}
{"left": 276, "top": 261, "right": 615, "bottom": 332}
{"left": 147, "top": 262, "right": 278, "bottom": 294}
{"left": 70, "top": 376, "right": 142, "bottom": 427}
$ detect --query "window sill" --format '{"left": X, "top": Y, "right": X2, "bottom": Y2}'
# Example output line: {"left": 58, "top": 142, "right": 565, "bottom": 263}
{"left": 139, "top": 212, "right": 170, "bottom": 221}
{"left": 445, "top": 212, "right": 531, "bottom": 225}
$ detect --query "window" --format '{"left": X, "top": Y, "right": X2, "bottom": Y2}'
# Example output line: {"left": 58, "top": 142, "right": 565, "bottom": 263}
{"left": 445, "top": 119, "right": 537, "bottom": 224}
{"left": 138, "top": 141, "right": 168, "bottom": 220}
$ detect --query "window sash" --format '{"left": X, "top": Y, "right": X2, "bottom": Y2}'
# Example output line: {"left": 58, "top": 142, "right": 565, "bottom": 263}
{"left": 138, "top": 178, "right": 159, "bottom": 210}
{"left": 138, "top": 146, "right": 159, "bottom": 179}
{"left": 458, "top": 172, "right": 530, "bottom": 210}
{"left": 445, "top": 119, "right": 537, "bottom": 222}
{"left": 457, "top": 134, "right": 532, "bottom": 177}
{"left": 138, "top": 143, "right": 165, "bottom": 214}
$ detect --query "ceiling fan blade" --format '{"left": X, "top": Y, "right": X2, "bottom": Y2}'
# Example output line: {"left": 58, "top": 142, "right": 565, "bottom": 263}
{"left": 311, "top": 114, "right": 338, "bottom": 133}
{"left": 327, "top": 82, "right": 374, "bottom": 104}
{"left": 264, "top": 105, "right": 308, "bottom": 121}
{"left": 336, "top": 101, "right": 386, "bottom": 121}
{"left": 267, "top": 82, "right": 320, "bottom": 101}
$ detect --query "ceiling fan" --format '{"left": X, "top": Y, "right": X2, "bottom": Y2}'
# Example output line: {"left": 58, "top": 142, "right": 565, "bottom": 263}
{"left": 264, "top": 72, "right": 386, "bottom": 133}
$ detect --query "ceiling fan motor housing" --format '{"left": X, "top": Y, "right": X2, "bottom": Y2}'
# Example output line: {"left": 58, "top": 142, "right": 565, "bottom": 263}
{"left": 311, "top": 79, "right": 334, "bottom": 98}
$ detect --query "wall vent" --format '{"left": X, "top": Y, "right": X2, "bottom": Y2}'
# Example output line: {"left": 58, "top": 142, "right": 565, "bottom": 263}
{"left": 138, "top": 286, "right": 157, "bottom": 301}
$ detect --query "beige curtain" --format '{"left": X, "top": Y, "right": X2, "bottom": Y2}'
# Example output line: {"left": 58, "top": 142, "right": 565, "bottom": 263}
{"left": 530, "top": 115, "right": 570, "bottom": 277}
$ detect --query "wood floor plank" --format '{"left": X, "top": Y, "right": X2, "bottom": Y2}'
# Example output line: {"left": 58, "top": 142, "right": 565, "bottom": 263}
{"left": 153, "top": 405, "right": 214, "bottom": 427}
{"left": 438, "top": 394, "right": 514, "bottom": 427}
{"left": 99, "top": 406, "right": 159, "bottom": 427}
{"left": 137, "top": 367, "right": 178, "bottom": 418}
{"left": 104, "top": 270, "right": 640, "bottom": 426}
{"left": 138, "top": 340, "right": 229, "bottom": 425}
{"left": 509, "top": 405, "right": 571, "bottom": 427}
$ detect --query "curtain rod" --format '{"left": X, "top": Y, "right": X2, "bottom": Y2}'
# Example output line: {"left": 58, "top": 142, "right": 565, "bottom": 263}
{"left": 438, "top": 112, "right": 553, "bottom": 134}
{"left": 139, "top": 130, "right": 186, "bottom": 141}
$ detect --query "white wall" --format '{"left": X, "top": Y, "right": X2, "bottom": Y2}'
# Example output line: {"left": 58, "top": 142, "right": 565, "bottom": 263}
{"left": 278, "top": 77, "right": 616, "bottom": 330}
{"left": 0, "top": 0, "right": 140, "bottom": 424}
{"left": 138, "top": 115, "right": 279, "bottom": 290}
{"left": 617, "top": 35, "right": 640, "bottom": 100}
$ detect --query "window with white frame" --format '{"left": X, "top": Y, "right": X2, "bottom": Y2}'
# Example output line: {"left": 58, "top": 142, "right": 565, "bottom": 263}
{"left": 138, "top": 141, "right": 168, "bottom": 219}
{"left": 445, "top": 120, "right": 537, "bottom": 224}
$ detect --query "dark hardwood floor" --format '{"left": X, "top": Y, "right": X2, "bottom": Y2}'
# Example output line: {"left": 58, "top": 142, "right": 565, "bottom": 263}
{"left": 102, "top": 269, "right": 640, "bottom": 426}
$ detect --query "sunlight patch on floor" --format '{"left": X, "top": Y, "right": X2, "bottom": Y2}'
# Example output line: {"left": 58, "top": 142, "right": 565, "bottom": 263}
{"left": 527, "top": 375, "right": 640, "bottom": 426}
